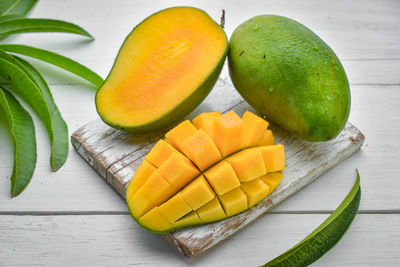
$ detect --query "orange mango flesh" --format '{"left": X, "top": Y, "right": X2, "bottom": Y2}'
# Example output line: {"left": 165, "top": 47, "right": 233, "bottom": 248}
{"left": 192, "top": 111, "right": 221, "bottom": 137}
{"left": 259, "top": 144, "right": 285, "bottom": 172}
{"left": 126, "top": 110, "right": 285, "bottom": 233}
{"left": 242, "top": 111, "right": 269, "bottom": 147}
{"left": 181, "top": 129, "right": 222, "bottom": 171}
{"left": 261, "top": 172, "right": 284, "bottom": 194}
{"left": 225, "top": 148, "right": 266, "bottom": 182}
{"left": 196, "top": 197, "right": 226, "bottom": 223}
{"left": 157, "top": 153, "right": 200, "bottom": 190}
{"left": 204, "top": 161, "right": 240, "bottom": 195}
{"left": 165, "top": 120, "right": 197, "bottom": 153}
{"left": 96, "top": 7, "right": 228, "bottom": 129}
{"left": 241, "top": 178, "right": 271, "bottom": 207}
{"left": 259, "top": 129, "right": 274, "bottom": 146}
{"left": 127, "top": 160, "right": 157, "bottom": 196}
{"left": 218, "top": 187, "right": 248, "bottom": 216}
{"left": 212, "top": 111, "right": 245, "bottom": 157}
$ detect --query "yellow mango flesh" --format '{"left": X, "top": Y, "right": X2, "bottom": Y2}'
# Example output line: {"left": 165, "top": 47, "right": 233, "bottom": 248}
{"left": 259, "top": 144, "right": 285, "bottom": 172}
{"left": 212, "top": 111, "right": 245, "bottom": 157}
{"left": 261, "top": 172, "right": 284, "bottom": 193}
{"left": 192, "top": 111, "right": 221, "bottom": 137}
{"left": 259, "top": 129, "right": 274, "bottom": 146}
{"left": 145, "top": 140, "right": 180, "bottom": 168}
{"left": 225, "top": 148, "right": 266, "bottom": 182}
{"left": 126, "top": 110, "right": 285, "bottom": 233}
{"left": 96, "top": 7, "right": 228, "bottom": 130}
{"left": 126, "top": 160, "right": 156, "bottom": 197}
{"left": 139, "top": 207, "right": 173, "bottom": 232}
{"left": 218, "top": 187, "right": 248, "bottom": 216}
{"left": 175, "top": 211, "right": 201, "bottom": 228}
{"left": 180, "top": 175, "right": 215, "bottom": 210}
{"left": 204, "top": 161, "right": 240, "bottom": 195}
{"left": 158, "top": 193, "right": 192, "bottom": 223}
{"left": 242, "top": 111, "right": 269, "bottom": 147}
{"left": 241, "top": 178, "right": 270, "bottom": 207}
{"left": 196, "top": 197, "right": 226, "bottom": 223}
{"left": 181, "top": 129, "right": 222, "bottom": 170}
{"left": 158, "top": 152, "right": 200, "bottom": 190}
{"left": 165, "top": 120, "right": 197, "bottom": 153}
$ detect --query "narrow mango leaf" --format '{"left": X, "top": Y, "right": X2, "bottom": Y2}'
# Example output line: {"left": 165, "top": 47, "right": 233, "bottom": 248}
{"left": 0, "top": 88, "right": 36, "bottom": 197}
{"left": 0, "top": 49, "right": 67, "bottom": 171}
{"left": 0, "top": 0, "right": 37, "bottom": 16}
{"left": 0, "top": 44, "right": 103, "bottom": 88}
{"left": 0, "top": 17, "right": 93, "bottom": 38}
{"left": 263, "top": 170, "right": 361, "bottom": 267}
{"left": 0, "top": 14, "right": 23, "bottom": 23}
{"left": 16, "top": 55, "right": 69, "bottom": 170}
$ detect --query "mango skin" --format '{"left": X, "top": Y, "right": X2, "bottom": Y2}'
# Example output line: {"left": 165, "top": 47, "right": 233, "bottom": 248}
{"left": 228, "top": 15, "right": 351, "bottom": 141}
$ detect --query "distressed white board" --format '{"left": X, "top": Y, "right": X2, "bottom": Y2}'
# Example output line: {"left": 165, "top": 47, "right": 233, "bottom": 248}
{"left": 71, "top": 100, "right": 364, "bottom": 258}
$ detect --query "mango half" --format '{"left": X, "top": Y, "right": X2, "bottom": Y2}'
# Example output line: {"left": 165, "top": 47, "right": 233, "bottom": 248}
{"left": 126, "top": 111, "right": 285, "bottom": 233}
{"left": 228, "top": 15, "right": 351, "bottom": 141}
{"left": 96, "top": 7, "right": 228, "bottom": 132}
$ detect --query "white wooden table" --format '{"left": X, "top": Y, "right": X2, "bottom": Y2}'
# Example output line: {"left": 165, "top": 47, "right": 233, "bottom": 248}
{"left": 1, "top": 0, "right": 399, "bottom": 266}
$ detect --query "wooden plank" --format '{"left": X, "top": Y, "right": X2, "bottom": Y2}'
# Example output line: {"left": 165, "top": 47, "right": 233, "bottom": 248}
{"left": 71, "top": 101, "right": 364, "bottom": 257}
{"left": 1, "top": 214, "right": 399, "bottom": 266}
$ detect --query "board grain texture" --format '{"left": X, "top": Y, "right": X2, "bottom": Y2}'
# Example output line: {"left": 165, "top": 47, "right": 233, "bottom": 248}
{"left": 71, "top": 100, "right": 364, "bottom": 257}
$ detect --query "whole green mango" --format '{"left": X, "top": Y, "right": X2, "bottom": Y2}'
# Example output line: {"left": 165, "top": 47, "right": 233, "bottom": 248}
{"left": 228, "top": 15, "right": 350, "bottom": 141}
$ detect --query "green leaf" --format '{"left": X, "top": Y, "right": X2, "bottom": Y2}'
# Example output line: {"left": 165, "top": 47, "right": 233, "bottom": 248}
{"left": 15, "top": 55, "right": 69, "bottom": 170}
{"left": 0, "top": 14, "right": 23, "bottom": 23}
{"left": 0, "top": 44, "right": 103, "bottom": 88}
{"left": 0, "top": 87, "right": 36, "bottom": 197}
{"left": 0, "top": 17, "right": 93, "bottom": 38}
{"left": 0, "top": 49, "right": 68, "bottom": 171}
{"left": 0, "top": 0, "right": 37, "bottom": 16}
{"left": 263, "top": 170, "right": 361, "bottom": 267}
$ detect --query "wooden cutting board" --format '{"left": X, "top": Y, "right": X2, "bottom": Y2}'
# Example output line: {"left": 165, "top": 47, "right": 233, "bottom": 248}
{"left": 71, "top": 74, "right": 364, "bottom": 258}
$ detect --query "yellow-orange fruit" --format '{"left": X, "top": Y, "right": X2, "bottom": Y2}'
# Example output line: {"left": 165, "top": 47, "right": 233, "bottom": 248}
{"left": 126, "top": 110, "right": 285, "bottom": 233}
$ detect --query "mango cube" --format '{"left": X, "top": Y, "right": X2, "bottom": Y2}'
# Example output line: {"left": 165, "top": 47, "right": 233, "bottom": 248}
{"left": 126, "top": 110, "right": 286, "bottom": 233}
{"left": 145, "top": 140, "right": 179, "bottom": 168}
{"left": 165, "top": 120, "right": 197, "bottom": 152}
{"left": 158, "top": 152, "right": 200, "bottom": 190}
{"left": 158, "top": 193, "right": 192, "bottom": 223}
{"left": 180, "top": 175, "right": 215, "bottom": 210}
{"left": 260, "top": 172, "right": 284, "bottom": 193}
{"left": 192, "top": 111, "right": 221, "bottom": 137}
{"left": 126, "top": 160, "right": 157, "bottom": 199}
{"left": 212, "top": 111, "right": 244, "bottom": 157}
{"left": 204, "top": 161, "right": 240, "bottom": 195}
{"left": 258, "top": 129, "right": 274, "bottom": 146}
{"left": 218, "top": 188, "right": 248, "bottom": 216}
{"left": 258, "top": 144, "right": 285, "bottom": 172}
{"left": 225, "top": 148, "right": 266, "bottom": 182}
{"left": 181, "top": 129, "right": 222, "bottom": 170}
{"left": 241, "top": 178, "right": 270, "bottom": 207}
{"left": 175, "top": 211, "right": 201, "bottom": 228}
{"left": 196, "top": 197, "right": 226, "bottom": 223}
{"left": 139, "top": 207, "right": 173, "bottom": 232}
{"left": 129, "top": 191, "right": 153, "bottom": 217}
{"left": 242, "top": 111, "right": 269, "bottom": 147}
{"left": 138, "top": 171, "right": 176, "bottom": 208}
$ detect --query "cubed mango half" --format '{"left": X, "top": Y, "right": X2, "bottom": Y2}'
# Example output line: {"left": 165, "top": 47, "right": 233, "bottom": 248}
{"left": 127, "top": 110, "right": 285, "bottom": 233}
